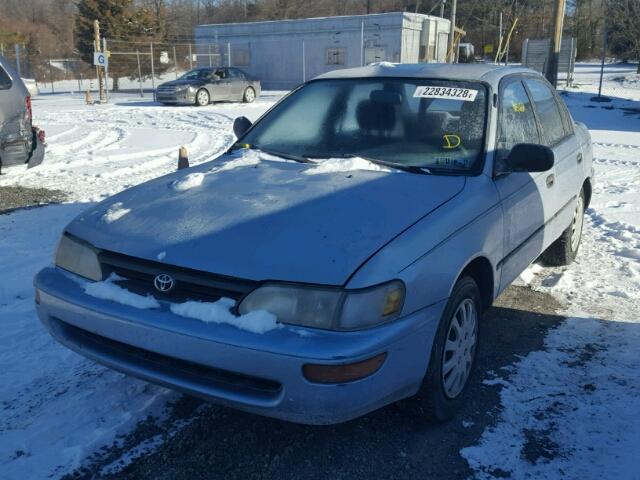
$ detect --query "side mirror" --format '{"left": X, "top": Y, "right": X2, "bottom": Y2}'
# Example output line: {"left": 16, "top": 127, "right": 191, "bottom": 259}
{"left": 233, "top": 116, "right": 252, "bottom": 139}
{"left": 504, "top": 143, "right": 554, "bottom": 172}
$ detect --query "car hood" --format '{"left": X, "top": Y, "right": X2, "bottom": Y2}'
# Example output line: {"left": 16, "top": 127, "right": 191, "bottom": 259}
{"left": 66, "top": 152, "right": 465, "bottom": 285}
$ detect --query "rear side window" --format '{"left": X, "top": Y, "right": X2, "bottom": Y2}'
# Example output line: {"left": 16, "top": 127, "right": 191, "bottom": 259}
{"left": 525, "top": 79, "right": 568, "bottom": 146}
{"left": 0, "top": 66, "right": 12, "bottom": 90}
{"left": 497, "top": 80, "right": 540, "bottom": 164}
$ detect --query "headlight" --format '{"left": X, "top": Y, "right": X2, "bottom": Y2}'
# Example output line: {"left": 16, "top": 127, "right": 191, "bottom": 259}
{"left": 55, "top": 234, "right": 103, "bottom": 281}
{"left": 238, "top": 281, "right": 405, "bottom": 330}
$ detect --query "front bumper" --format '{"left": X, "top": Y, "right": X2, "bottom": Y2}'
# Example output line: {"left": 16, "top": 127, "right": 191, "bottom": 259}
{"left": 156, "top": 89, "right": 196, "bottom": 104}
{"left": 34, "top": 267, "right": 444, "bottom": 424}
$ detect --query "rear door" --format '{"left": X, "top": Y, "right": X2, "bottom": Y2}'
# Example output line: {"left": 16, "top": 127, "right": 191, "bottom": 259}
{"left": 493, "top": 76, "right": 558, "bottom": 290}
{"left": 227, "top": 68, "right": 247, "bottom": 100}
{"left": 524, "top": 77, "right": 581, "bottom": 239}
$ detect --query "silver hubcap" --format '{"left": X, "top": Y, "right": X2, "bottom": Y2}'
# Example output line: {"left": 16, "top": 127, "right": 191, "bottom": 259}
{"left": 442, "top": 298, "right": 478, "bottom": 399}
{"left": 571, "top": 195, "right": 584, "bottom": 251}
{"left": 197, "top": 90, "right": 209, "bottom": 105}
{"left": 245, "top": 88, "right": 255, "bottom": 101}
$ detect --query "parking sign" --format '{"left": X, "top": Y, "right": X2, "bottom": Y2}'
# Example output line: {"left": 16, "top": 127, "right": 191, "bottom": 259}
{"left": 93, "top": 52, "right": 108, "bottom": 67}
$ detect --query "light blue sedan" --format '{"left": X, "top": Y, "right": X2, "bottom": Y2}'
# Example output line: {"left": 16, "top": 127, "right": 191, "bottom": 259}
{"left": 34, "top": 64, "right": 593, "bottom": 424}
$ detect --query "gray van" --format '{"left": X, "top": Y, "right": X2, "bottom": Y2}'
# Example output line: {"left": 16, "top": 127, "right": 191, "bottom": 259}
{"left": 0, "top": 56, "right": 34, "bottom": 173}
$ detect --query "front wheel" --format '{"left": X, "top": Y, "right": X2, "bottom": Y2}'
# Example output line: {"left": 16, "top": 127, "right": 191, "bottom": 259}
{"left": 243, "top": 87, "right": 256, "bottom": 103}
{"left": 540, "top": 189, "right": 585, "bottom": 266}
{"left": 195, "top": 88, "right": 210, "bottom": 106}
{"left": 419, "top": 276, "right": 480, "bottom": 422}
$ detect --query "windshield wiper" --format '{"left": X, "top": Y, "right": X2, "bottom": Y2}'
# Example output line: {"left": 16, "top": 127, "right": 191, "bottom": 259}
{"left": 315, "top": 154, "right": 432, "bottom": 175}
{"left": 228, "top": 144, "right": 314, "bottom": 164}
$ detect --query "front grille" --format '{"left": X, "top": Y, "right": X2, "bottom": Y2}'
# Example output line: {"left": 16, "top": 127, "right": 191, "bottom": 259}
{"left": 99, "top": 250, "right": 258, "bottom": 304}
{"left": 157, "top": 85, "right": 178, "bottom": 94}
{"left": 54, "top": 317, "right": 282, "bottom": 398}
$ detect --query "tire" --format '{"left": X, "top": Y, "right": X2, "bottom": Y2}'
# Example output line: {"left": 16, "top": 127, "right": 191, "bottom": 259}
{"left": 419, "top": 276, "right": 481, "bottom": 422}
{"left": 540, "top": 189, "right": 585, "bottom": 266}
{"left": 195, "top": 89, "right": 210, "bottom": 107}
{"left": 243, "top": 87, "right": 256, "bottom": 103}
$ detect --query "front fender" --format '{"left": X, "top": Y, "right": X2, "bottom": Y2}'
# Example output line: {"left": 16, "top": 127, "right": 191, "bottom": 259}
{"left": 346, "top": 175, "right": 503, "bottom": 315}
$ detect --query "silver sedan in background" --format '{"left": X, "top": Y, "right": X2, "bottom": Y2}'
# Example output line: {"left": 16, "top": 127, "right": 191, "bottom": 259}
{"left": 156, "top": 67, "right": 261, "bottom": 106}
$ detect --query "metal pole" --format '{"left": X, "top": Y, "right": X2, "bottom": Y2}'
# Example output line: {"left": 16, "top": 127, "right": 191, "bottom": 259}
{"left": 173, "top": 45, "right": 178, "bottom": 79}
{"left": 545, "top": 0, "right": 566, "bottom": 87}
{"left": 136, "top": 49, "right": 144, "bottom": 97}
{"left": 208, "top": 44, "right": 212, "bottom": 67}
{"left": 150, "top": 42, "right": 156, "bottom": 100}
{"left": 597, "top": 27, "right": 607, "bottom": 97}
{"left": 48, "top": 59, "right": 54, "bottom": 94}
{"left": 440, "top": 0, "right": 445, "bottom": 18}
{"left": 14, "top": 44, "right": 21, "bottom": 76}
{"left": 360, "top": 21, "right": 364, "bottom": 66}
{"left": 188, "top": 43, "right": 193, "bottom": 69}
{"left": 102, "top": 37, "right": 109, "bottom": 102}
{"left": 498, "top": 12, "right": 503, "bottom": 63}
{"left": 0, "top": 43, "right": 4, "bottom": 57}
{"left": 227, "top": 42, "right": 231, "bottom": 67}
{"left": 447, "top": 0, "right": 457, "bottom": 63}
{"left": 302, "top": 40, "right": 306, "bottom": 82}
{"left": 94, "top": 20, "right": 105, "bottom": 103}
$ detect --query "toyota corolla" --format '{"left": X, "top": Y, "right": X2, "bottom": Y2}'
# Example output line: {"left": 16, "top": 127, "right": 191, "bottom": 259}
{"left": 34, "top": 64, "right": 593, "bottom": 424}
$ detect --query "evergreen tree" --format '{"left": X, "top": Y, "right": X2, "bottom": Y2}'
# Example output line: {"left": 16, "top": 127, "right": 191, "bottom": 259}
{"left": 75, "top": 0, "right": 166, "bottom": 90}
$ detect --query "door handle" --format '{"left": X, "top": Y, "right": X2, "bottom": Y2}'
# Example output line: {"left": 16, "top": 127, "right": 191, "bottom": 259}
{"left": 577, "top": 153, "right": 583, "bottom": 163}
{"left": 546, "top": 174, "right": 555, "bottom": 188}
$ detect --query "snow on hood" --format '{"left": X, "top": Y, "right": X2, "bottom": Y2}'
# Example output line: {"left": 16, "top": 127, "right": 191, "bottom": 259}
{"left": 101, "top": 202, "right": 131, "bottom": 223}
{"left": 302, "top": 157, "right": 391, "bottom": 175}
{"left": 67, "top": 152, "right": 465, "bottom": 285}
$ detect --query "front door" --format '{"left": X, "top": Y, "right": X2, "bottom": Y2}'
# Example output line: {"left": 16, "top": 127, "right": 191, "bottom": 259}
{"left": 210, "top": 68, "right": 231, "bottom": 101}
{"left": 493, "top": 77, "right": 558, "bottom": 291}
{"left": 524, "top": 78, "right": 581, "bottom": 240}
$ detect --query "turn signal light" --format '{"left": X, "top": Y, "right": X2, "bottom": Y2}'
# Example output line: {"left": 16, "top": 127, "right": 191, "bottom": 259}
{"left": 302, "top": 353, "right": 387, "bottom": 384}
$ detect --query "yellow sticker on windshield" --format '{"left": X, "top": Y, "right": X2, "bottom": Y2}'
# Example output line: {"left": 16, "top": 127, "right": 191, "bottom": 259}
{"left": 512, "top": 103, "right": 526, "bottom": 113}
{"left": 442, "top": 134, "right": 462, "bottom": 149}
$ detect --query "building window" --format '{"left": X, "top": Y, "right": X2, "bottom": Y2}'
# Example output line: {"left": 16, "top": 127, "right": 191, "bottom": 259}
{"left": 326, "top": 47, "right": 346, "bottom": 66}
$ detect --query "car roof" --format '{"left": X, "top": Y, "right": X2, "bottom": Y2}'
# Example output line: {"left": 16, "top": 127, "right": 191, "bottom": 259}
{"left": 315, "top": 63, "right": 539, "bottom": 88}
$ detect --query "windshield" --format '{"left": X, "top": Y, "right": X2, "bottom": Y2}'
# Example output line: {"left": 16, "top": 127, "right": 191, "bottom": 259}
{"left": 179, "top": 69, "right": 212, "bottom": 81}
{"left": 240, "top": 78, "right": 488, "bottom": 173}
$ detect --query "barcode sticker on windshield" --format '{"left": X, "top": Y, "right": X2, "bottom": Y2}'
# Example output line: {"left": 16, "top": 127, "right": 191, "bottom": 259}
{"left": 413, "top": 86, "right": 478, "bottom": 102}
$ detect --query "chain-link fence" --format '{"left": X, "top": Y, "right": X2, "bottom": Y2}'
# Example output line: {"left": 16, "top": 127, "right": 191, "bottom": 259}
{"left": 0, "top": 40, "right": 258, "bottom": 97}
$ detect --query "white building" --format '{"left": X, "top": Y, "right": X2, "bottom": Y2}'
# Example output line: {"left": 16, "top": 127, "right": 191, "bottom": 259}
{"left": 195, "top": 12, "right": 451, "bottom": 89}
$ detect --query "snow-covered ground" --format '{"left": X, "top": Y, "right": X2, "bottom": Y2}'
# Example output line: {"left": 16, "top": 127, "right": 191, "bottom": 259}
{"left": 0, "top": 63, "right": 639, "bottom": 479}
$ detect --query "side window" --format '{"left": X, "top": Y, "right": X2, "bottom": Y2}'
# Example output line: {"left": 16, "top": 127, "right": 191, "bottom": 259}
{"left": 525, "top": 79, "right": 568, "bottom": 146}
{"left": 497, "top": 80, "right": 540, "bottom": 163}
{"left": 0, "top": 66, "right": 12, "bottom": 90}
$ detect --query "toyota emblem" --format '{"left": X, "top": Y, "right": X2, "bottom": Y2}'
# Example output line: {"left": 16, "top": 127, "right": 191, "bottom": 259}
{"left": 153, "top": 274, "right": 175, "bottom": 293}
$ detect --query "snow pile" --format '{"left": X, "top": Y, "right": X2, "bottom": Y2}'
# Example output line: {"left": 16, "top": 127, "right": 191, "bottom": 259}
{"left": 83, "top": 274, "right": 160, "bottom": 309}
{"left": 170, "top": 172, "right": 205, "bottom": 192}
{"left": 302, "top": 156, "right": 391, "bottom": 175}
{"left": 101, "top": 202, "right": 131, "bottom": 223}
{"left": 0, "top": 205, "right": 175, "bottom": 480}
{"left": 462, "top": 316, "right": 640, "bottom": 479}
{"left": 170, "top": 298, "right": 281, "bottom": 334}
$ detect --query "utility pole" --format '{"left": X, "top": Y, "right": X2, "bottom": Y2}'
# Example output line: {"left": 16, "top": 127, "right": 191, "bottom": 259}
{"left": 447, "top": 0, "right": 457, "bottom": 63}
{"left": 545, "top": 0, "right": 566, "bottom": 87}
{"left": 94, "top": 20, "right": 106, "bottom": 103}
